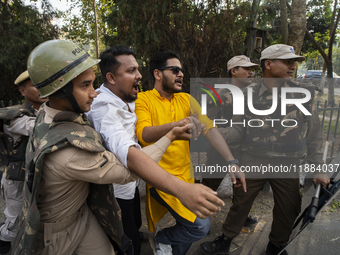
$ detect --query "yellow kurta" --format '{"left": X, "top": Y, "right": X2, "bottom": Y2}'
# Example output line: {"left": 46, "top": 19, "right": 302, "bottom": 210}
{"left": 135, "top": 89, "right": 213, "bottom": 232}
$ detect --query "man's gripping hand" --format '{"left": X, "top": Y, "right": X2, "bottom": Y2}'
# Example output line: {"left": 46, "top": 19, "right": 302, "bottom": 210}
{"left": 174, "top": 116, "right": 206, "bottom": 140}
{"left": 313, "top": 173, "right": 330, "bottom": 188}
{"left": 176, "top": 182, "right": 224, "bottom": 219}
{"left": 165, "top": 123, "right": 191, "bottom": 141}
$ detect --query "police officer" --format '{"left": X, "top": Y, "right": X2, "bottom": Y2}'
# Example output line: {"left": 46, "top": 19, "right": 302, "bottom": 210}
{"left": 204, "top": 55, "right": 259, "bottom": 186}
{"left": 203, "top": 56, "right": 259, "bottom": 226}
{"left": 12, "top": 39, "right": 224, "bottom": 255}
{"left": 200, "top": 44, "right": 330, "bottom": 255}
{"left": 0, "top": 71, "right": 47, "bottom": 254}
{"left": 206, "top": 55, "right": 259, "bottom": 121}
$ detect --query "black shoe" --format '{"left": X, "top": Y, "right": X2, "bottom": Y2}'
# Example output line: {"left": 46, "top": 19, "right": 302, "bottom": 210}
{"left": 0, "top": 240, "right": 11, "bottom": 255}
{"left": 243, "top": 215, "right": 258, "bottom": 227}
{"left": 266, "top": 241, "right": 288, "bottom": 255}
{"left": 200, "top": 234, "right": 232, "bottom": 254}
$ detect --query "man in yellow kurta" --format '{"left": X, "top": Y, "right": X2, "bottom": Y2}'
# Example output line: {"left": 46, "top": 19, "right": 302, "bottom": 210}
{"left": 135, "top": 51, "right": 246, "bottom": 255}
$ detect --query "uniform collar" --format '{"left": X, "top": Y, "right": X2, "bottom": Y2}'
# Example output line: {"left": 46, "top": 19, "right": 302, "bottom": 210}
{"left": 258, "top": 79, "right": 290, "bottom": 97}
{"left": 44, "top": 102, "right": 62, "bottom": 124}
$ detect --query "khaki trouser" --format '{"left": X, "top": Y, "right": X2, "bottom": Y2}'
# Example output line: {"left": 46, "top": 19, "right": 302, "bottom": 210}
{"left": 35, "top": 204, "right": 115, "bottom": 255}
{"left": 222, "top": 152, "right": 302, "bottom": 248}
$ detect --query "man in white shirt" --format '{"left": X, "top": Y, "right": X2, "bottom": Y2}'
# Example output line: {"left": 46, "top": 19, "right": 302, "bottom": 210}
{"left": 87, "top": 45, "right": 196, "bottom": 255}
{"left": 87, "top": 45, "right": 143, "bottom": 254}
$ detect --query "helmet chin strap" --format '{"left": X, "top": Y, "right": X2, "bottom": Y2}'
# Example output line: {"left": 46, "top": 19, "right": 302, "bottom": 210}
{"left": 52, "top": 81, "right": 82, "bottom": 113}
{"left": 62, "top": 81, "right": 82, "bottom": 113}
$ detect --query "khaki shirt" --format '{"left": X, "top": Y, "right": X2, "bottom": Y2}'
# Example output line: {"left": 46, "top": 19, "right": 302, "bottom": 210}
{"left": 222, "top": 81, "right": 324, "bottom": 165}
{"left": 38, "top": 104, "right": 170, "bottom": 223}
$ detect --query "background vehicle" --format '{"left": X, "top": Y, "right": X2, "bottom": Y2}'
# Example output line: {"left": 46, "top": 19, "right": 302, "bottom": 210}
{"left": 303, "top": 70, "right": 340, "bottom": 87}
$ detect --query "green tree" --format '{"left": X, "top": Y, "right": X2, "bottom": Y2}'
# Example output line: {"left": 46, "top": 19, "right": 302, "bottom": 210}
{"left": 333, "top": 44, "right": 340, "bottom": 75}
{"left": 61, "top": 0, "right": 113, "bottom": 86}
{"left": 103, "top": 0, "right": 253, "bottom": 91}
{"left": 304, "top": 0, "right": 340, "bottom": 102}
{"left": 61, "top": 0, "right": 112, "bottom": 50}
{"left": 0, "top": 0, "right": 59, "bottom": 104}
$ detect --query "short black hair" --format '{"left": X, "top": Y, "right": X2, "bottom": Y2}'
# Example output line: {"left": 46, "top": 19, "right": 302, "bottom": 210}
{"left": 99, "top": 46, "right": 134, "bottom": 83}
{"left": 228, "top": 66, "right": 239, "bottom": 78}
{"left": 149, "top": 50, "right": 180, "bottom": 83}
{"left": 261, "top": 59, "right": 276, "bottom": 74}
{"left": 18, "top": 78, "right": 31, "bottom": 88}
{"left": 260, "top": 59, "right": 266, "bottom": 72}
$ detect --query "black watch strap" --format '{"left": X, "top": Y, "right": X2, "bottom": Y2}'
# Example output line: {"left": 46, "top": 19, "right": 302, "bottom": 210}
{"left": 227, "top": 159, "right": 239, "bottom": 165}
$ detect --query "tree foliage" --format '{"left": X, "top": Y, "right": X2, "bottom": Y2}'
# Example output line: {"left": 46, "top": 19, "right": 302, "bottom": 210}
{"left": 61, "top": 0, "right": 113, "bottom": 52}
{"left": 59, "top": 0, "right": 339, "bottom": 95}
{"left": 303, "top": 0, "right": 340, "bottom": 102}
{"left": 102, "top": 0, "right": 254, "bottom": 91}
{"left": 61, "top": 0, "right": 114, "bottom": 87}
{"left": 302, "top": 0, "right": 334, "bottom": 56}
{"left": 0, "top": 0, "right": 59, "bottom": 103}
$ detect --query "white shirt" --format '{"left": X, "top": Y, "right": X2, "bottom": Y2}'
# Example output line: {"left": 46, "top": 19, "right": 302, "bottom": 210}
{"left": 87, "top": 84, "right": 139, "bottom": 199}
{"left": 3, "top": 108, "right": 38, "bottom": 143}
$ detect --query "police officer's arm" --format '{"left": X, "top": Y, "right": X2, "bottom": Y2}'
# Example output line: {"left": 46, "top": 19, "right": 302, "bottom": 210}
{"left": 6, "top": 115, "right": 36, "bottom": 137}
{"left": 56, "top": 129, "right": 190, "bottom": 186}
{"left": 205, "top": 128, "right": 247, "bottom": 192}
{"left": 190, "top": 95, "right": 245, "bottom": 146}
{"left": 190, "top": 96, "right": 246, "bottom": 191}
{"left": 221, "top": 114, "right": 245, "bottom": 145}
{"left": 306, "top": 107, "right": 330, "bottom": 188}
{"left": 126, "top": 146, "right": 224, "bottom": 219}
{"left": 142, "top": 125, "right": 191, "bottom": 162}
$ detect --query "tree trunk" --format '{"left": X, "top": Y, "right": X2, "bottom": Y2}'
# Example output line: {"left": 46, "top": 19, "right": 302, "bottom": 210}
{"left": 93, "top": 0, "right": 100, "bottom": 59}
{"left": 327, "top": 3, "right": 340, "bottom": 105}
{"left": 287, "top": 0, "right": 306, "bottom": 55}
{"left": 92, "top": 0, "right": 100, "bottom": 87}
{"left": 245, "top": 0, "right": 261, "bottom": 58}
{"left": 319, "top": 62, "right": 327, "bottom": 95}
{"left": 327, "top": 63, "right": 335, "bottom": 105}
{"left": 280, "top": 0, "right": 288, "bottom": 44}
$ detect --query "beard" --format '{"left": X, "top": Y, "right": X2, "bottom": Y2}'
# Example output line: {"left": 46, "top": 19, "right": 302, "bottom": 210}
{"left": 123, "top": 80, "right": 140, "bottom": 103}
{"left": 124, "top": 94, "right": 136, "bottom": 103}
{"left": 162, "top": 74, "right": 182, "bottom": 94}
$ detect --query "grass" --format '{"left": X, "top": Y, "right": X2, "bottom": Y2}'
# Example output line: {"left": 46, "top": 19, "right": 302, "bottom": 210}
{"left": 322, "top": 120, "right": 340, "bottom": 135}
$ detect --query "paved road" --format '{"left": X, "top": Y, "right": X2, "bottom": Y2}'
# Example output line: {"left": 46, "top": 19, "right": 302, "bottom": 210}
{"left": 138, "top": 186, "right": 340, "bottom": 255}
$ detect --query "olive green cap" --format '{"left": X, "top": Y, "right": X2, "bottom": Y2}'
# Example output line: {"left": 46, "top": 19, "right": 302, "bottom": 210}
{"left": 27, "top": 39, "right": 100, "bottom": 98}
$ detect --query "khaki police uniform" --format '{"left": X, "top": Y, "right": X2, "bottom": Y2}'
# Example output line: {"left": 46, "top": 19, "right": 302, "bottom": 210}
{"left": 14, "top": 103, "right": 171, "bottom": 255}
{"left": 203, "top": 90, "right": 239, "bottom": 191}
{"left": 220, "top": 80, "right": 323, "bottom": 247}
{"left": 203, "top": 55, "right": 259, "bottom": 191}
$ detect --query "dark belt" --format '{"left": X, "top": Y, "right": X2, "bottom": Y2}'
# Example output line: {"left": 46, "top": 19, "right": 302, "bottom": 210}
{"left": 39, "top": 204, "right": 84, "bottom": 234}
{"left": 246, "top": 138, "right": 307, "bottom": 153}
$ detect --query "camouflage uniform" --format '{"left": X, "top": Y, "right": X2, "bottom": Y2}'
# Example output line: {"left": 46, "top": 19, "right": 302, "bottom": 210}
{"left": 0, "top": 101, "right": 35, "bottom": 243}
{"left": 203, "top": 88, "right": 242, "bottom": 191}
{"left": 206, "top": 88, "right": 234, "bottom": 122}
{"left": 12, "top": 103, "right": 137, "bottom": 255}
{"left": 220, "top": 80, "right": 324, "bottom": 248}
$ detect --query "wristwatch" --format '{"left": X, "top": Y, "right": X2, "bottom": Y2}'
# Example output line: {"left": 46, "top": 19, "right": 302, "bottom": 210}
{"left": 227, "top": 159, "right": 239, "bottom": 166}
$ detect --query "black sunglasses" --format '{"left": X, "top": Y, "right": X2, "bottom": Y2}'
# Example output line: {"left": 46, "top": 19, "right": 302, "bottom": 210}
{"left": 158, "top": 66, "right": 184, "bottom": 75}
